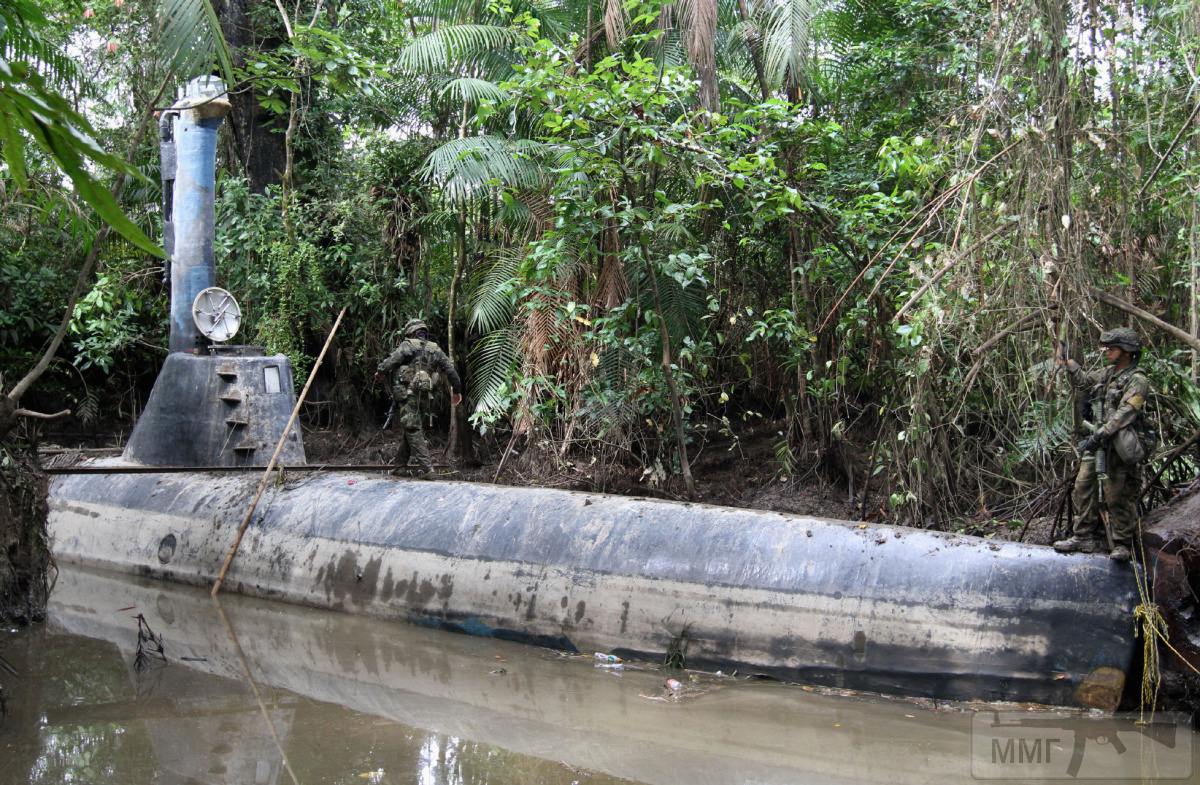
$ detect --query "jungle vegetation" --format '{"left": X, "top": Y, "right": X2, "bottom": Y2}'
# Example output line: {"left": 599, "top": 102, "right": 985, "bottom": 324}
{"left": 3, "top": 0, "right": 1200, "bottom": 535}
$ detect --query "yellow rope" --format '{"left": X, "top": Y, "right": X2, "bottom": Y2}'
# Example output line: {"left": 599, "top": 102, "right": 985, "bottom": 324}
{"left": 1132, "top": 528, "right": 1200, "bottom": 724}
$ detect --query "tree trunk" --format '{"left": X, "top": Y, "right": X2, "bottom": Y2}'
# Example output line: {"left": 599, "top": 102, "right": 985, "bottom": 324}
{"left": 217, "top": 0, "right": 289, "bottom": 192}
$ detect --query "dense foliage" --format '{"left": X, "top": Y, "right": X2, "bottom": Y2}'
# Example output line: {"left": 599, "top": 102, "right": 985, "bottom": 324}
{"left": 3, "top": 0, "right": 1200, "bottom": 528}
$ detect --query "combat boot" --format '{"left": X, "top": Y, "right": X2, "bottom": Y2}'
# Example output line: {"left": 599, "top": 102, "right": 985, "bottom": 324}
{"left": 1052, "top": 536, "right": 1103, "bottom": 554}
{"left": 1108, "top": 544, "right": 1132, "bottom": 562}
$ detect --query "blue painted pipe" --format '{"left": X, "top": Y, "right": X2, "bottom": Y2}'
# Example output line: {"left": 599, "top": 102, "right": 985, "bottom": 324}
{"left": 168, "top": 79, "right": 229, "bottom": 353}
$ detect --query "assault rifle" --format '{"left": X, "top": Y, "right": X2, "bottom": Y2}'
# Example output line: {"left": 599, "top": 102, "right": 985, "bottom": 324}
{"left": 1090, "top": 396, "right": 1115, "bottom": 552}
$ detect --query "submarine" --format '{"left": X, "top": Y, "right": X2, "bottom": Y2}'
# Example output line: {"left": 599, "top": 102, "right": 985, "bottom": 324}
{"left": 47, "top": 77, "right": 1140, "bottom": 712}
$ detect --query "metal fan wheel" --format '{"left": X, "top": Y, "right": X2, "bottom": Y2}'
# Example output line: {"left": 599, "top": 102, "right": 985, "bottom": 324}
{"left": 192, "top": 286, "right": 242, "bottom": 343}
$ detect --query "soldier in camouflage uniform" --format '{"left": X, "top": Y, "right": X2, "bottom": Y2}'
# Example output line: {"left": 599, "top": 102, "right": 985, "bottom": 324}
{"left": 1053, "top": 327, "right": 1150, "bottom": 562}
{"left": 375, "top": 319, "right": 462, "bottom": 475}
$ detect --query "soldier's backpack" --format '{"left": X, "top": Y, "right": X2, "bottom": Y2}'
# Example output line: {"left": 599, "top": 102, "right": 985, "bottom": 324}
{"left": 400, "top": 339, "right": 435, "bottom": 393}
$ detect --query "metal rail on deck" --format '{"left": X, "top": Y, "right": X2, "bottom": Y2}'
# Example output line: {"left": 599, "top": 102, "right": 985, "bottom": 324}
{"left": 44, "top": 464, "right": 400, "bottom": 475}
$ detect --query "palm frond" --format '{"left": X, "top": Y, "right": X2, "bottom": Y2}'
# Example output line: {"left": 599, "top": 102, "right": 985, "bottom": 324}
{"left": 761, "top": 0, "right": 818, "bottom": 89}
{"left": 0, "top": 52, "right": 163, "bottom": 257}
{"left": 468, "top": 324, "right": 520, "bottom": 416}
{"left": 604, "top": 0, "right": 628, "bottom": 48}
{"left": 677, "top": 0, "right": 719, "bottom": 109}
{"left": 397, "top": 24, "right": 522, "bottom": 73}
{"left": 468, "top": 247, "right": 523, "bottom": 332}
{"left": 421, "top": 135, "right": 549, "bottom": 203}
{"left": 0, "top": 2, "right": 86, "bottom": 95}
{"left": 159, "top": 0, "right": 235, "bottom": 83}
{"left": 628, "top": 255, "right": 705, "bottom": 347}
{"left": 440, "top": 77, "right": 511, "bottom": 105}
{"left": 595, "top": 251, "right": 627, "bottom": 310}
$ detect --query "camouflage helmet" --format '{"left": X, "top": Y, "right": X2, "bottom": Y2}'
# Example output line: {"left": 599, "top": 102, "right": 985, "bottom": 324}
{"left": 1099, "top": 326, "right": 1141, "bottom": 353}
{"left": 403, "top": 318, "right": 428, "bottom": 337}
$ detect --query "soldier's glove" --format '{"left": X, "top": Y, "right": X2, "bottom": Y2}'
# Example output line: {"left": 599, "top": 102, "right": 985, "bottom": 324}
{"left": 1076, "top": 433, "right": 1103, "bottom": 454}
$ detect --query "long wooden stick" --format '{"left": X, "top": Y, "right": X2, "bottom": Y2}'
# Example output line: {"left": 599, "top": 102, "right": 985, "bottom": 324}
{"left": 211, "top": 307, "right": 346, "bottom": 596}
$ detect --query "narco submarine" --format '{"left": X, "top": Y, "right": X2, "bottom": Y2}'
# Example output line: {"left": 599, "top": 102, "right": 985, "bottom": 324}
{"left": 48, "top": 77, "right": 1140, "bottom": 712}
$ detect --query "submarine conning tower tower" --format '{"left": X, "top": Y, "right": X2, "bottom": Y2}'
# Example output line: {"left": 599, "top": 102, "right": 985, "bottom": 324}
{"left": 123, "top": 76, "right": 306, "bottom": 468}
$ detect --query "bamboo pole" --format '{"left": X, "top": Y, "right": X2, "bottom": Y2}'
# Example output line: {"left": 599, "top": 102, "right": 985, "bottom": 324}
{"left": 211, "top": 307, "right": 346, "bottom": 596}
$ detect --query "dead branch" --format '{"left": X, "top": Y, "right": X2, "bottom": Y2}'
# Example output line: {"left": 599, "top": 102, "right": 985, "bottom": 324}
{"left": 1141, "top": 427, "right": 1200, "bottom": 501}
{"left": 970, "top": 312, "right": 1042, "bottom": 357}
{"left": 894, "top": 221, "right": 1020, "bottom": 322}
{"left": 1091, "top": 289, "right": 1200, "bottom": 353}
{"left": 14, "top": 409, "right": 71, "bottom": 421}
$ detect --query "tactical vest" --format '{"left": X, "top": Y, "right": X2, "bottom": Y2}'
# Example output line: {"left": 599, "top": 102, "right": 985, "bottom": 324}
{"left": 393, "top": 339, "right": 437, "bottom": 395}
{"left": 1091, "top": 365, "right": 1157, "bottom": 461}
{"left": 1091, "top": 366, "right": 1142, "bottom": 422}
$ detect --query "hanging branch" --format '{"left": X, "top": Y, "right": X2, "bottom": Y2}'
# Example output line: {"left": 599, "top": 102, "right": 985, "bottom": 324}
{"left": 1137, "top": 98, "right": 1200, "bottom": 199}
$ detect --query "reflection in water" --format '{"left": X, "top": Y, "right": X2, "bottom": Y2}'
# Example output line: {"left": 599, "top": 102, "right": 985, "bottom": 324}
{"left": 1, "top": 627, "right": 625, "bottom": 785}
{"left": 1, "top": 565, "right": 1196, "bottom": 785}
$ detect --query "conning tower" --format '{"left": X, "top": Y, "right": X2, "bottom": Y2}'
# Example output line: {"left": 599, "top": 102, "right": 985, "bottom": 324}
{"left": 123, "top": 76, "right": 305, "bottom": 467}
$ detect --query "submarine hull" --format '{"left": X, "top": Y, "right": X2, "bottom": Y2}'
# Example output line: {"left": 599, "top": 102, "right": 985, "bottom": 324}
{"left": 48, "top": 470, "right": 1138, "bottom": 709}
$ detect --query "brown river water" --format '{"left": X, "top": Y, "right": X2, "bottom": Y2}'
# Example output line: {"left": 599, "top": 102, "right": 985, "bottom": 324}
{"left": 1, "top": 564, "right": 1197, "bottom": 785}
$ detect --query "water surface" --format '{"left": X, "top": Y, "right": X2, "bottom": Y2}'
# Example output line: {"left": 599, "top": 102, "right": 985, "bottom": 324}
{"left": 1, "top": 565, "right": 1194, "bottom": 784}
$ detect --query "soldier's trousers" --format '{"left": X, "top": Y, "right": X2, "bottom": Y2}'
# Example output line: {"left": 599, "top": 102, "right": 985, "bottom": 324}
{"left": 391, "top": 395, "right": 432, "bottom": 472}
{"left": 1071, "top": 452, "right": 1141, "bottom": 546}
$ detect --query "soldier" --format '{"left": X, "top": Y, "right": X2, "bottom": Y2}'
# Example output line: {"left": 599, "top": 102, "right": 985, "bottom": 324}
{"left": 1052, "top": 327, "right": 1150, "bottom": 562}
{"left": 375, "top": 319, "right": 463, "bottom": 475}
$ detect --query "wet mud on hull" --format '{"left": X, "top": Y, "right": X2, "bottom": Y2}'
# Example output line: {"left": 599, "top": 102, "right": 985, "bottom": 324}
{"left": 47, "top": 470, "right": 1140, "bottom": 709}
